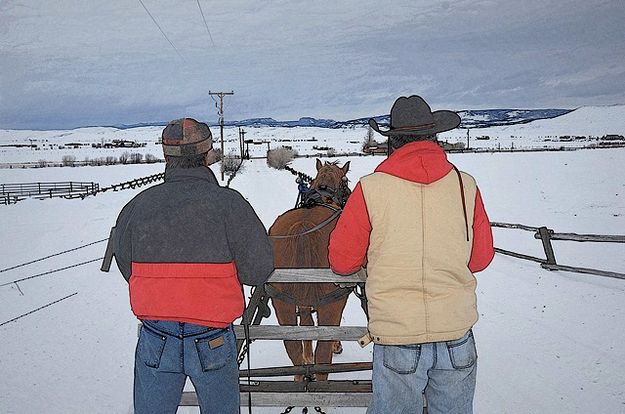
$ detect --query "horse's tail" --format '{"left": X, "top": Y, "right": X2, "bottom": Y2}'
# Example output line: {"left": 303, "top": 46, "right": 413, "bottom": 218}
{"left": 289, "top": 221, "right": 323, "bottom": 267}
{"left": 299, "top": 306, "right": 314, "bottom": 326}
{"left": 299, "top": 305, "right": 315, "bottom": 366}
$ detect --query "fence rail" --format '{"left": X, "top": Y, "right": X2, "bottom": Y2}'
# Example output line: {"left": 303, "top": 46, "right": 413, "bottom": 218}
{"left": 0, "top": 181, "right": 99, "bottom": 204}
{"left": 491, "top": 222, "right": 625, "bottom": 280}
{"left": 1, "top": 172, "right": 165, "bottom": 205}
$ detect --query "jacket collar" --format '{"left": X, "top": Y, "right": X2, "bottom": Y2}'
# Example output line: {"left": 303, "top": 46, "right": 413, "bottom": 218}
{"left": 164, "top": 165, "right": 219, "bottom": 185}
{"left": 375, "top": 141, "right": 453, "bottom": 184}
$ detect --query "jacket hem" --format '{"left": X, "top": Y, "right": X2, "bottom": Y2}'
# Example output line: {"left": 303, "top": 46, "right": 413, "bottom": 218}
{"left": 368, "top": 326, "right": 473, "bottom": 345}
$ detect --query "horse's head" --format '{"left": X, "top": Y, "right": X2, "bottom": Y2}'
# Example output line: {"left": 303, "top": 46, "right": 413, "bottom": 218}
{"left": 307, "top": 159, "right": 351, "bottom": 207}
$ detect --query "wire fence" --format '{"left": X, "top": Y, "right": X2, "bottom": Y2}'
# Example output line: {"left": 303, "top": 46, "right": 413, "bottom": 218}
{"left": 492, "top": 222, "right": 625, "bottom": 280}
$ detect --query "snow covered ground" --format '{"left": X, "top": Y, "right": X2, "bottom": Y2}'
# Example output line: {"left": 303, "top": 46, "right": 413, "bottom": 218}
{"left": 1, "top": 122, "right": 625, "bottom": 413}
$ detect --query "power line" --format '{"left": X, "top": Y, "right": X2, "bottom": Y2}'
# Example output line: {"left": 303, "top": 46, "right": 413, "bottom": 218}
{"left": 137, "top": 0, "right": 186, "bottom": 61}
{"left": 196, "top": 0, "right": 215, "bottom": 46}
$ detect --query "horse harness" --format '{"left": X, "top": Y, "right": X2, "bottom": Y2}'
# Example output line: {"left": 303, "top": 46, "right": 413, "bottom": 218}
{"left": 264, "top": 283, "right": 353, "bottom": 310}
{"left": 267, "top": 178, "right": 353, "bottom": 310}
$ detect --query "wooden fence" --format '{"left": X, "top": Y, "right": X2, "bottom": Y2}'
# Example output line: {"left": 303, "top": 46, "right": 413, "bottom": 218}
{"left": 0, "top": 181, "right": 99, "bottom": 204}
{"left": 1, "top": 172, "right": 165, "bottom": 205}
{"left": 491, "top": 222, "right": 625, "bottom": 280}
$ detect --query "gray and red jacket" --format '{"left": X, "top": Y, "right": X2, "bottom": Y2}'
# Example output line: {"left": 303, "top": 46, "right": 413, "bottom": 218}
{"left": 109, "top": 166, "right": 274, "bottom": 328}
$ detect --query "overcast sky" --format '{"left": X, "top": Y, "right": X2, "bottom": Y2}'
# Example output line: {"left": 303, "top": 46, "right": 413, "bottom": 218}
{"left": 1, "top": 0, "right": 624, "bottom": 129}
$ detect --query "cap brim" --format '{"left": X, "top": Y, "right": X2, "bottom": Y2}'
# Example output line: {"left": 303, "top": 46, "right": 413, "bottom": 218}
{"left": 369, "top": 111, "right": 461, "bottom": 136}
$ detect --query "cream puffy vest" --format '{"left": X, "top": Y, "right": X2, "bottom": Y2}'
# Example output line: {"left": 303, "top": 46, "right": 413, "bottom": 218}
{"left": 360, "top": 169, "right": 478, "bottom": 345}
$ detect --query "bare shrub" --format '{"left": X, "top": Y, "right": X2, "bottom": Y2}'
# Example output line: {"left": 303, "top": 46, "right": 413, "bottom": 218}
{"left": 144, "top": 154, "right": 158, "bottom": 163}
{"left": 119, "top": 152, "right": 130, "bottom": 164}
{"left": 267, "top": 146, "right": 298, "bottom": 169}
{"left": 130, "top": 153, "right": 143, "bottom": 164}
{"left": 62, "top": 155, "right": 76, "bottom": 167}
{"left": 105, "top": 156, "right": 117, "bottom": 165}
{"left": 213, "top": 148, "right": 223, "bottom": 162}
{"left": 326, "top": 147, "right": 337, "bottom": 157}
{"left": 221, "top": 152, "right": 241, "bottom": 175}
{"left": 362, "top": 125, "right": 377, "bottom": 152}
{"left": 37, "top": 159, "right": 47, "bottom": 168}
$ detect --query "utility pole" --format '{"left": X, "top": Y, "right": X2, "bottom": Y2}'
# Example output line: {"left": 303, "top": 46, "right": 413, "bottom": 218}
{"left": 239, "top": 128, "right": 247, "bottom": 159}
{"left": 209, "top": 90, "right": 234, "bottom": 180}
{"left": 466, "top": 128, "right": 470, "bottom": 150}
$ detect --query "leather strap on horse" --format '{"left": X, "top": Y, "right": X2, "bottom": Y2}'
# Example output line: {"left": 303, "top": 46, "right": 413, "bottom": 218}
{"left": 301, "top": 186, "right": 349, "bottom": 209}
{"left": 269, "top": 205, "right": 342, "bottom": 240}
{"left": 265, "top": 283, "right": 354, "bottom": 308}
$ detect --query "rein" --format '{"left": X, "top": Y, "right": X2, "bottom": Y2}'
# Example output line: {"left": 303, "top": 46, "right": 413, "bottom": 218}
{"left": 270, "top": 163, "right": 350, "bottom": 240}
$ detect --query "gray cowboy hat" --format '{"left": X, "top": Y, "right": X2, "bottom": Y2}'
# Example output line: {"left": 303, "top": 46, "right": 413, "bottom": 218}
{"left": 368, "top": 95, "right": 461, "bottom": 136}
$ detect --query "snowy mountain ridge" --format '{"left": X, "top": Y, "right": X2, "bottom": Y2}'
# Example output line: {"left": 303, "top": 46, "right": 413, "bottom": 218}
{"left": 110, "top": 109, "right": 572, "bottom": 130}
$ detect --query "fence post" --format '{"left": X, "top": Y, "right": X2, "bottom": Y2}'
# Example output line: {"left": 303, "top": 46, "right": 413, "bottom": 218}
{"left": 537, "top": 227, "right": 557, "bottom": 266}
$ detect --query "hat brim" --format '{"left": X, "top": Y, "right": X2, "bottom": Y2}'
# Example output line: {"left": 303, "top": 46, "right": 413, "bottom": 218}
{"left": 369, "top": 110, "right": 461, "bottom": 137}
{"left": 162, "top": 138, "right": 212, "bottom": 157}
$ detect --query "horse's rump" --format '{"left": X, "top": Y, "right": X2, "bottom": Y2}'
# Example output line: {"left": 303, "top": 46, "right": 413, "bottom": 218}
{"left": 268, "top": 205, "right": 339, "bottom": 307}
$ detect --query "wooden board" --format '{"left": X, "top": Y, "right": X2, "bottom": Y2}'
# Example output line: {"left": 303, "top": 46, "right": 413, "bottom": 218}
{"left": 267, "top": 268, "right": 365, "bottom": 283}
{"left": 234, "top": 325, "right": 368, "bottom": 341}
{"left": 180, "top": 391, "right": 372, "bottom": 407}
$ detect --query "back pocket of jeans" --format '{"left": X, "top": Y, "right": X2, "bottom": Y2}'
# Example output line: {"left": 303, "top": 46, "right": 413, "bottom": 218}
{"left": 446, "top": 331, "right": 477, "bottom": 369}
{"left": 138, "top": 326, "right": 166, "bottom": 368}
{"left": 382, "top": 344, "right": 420, "bottom": 374}
{"left": 194, "top": 331, "right": 233, "bottom": 372}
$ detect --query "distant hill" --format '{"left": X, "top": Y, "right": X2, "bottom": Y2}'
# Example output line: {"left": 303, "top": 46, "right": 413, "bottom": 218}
{"left": 339, "top": 109, "right": 573, "bottom": 129}
{"left": 473, "top": 104, "right": 625, "bottom": 137}
{"left": 112, "top": 109, "right": 573, "bottom": 130}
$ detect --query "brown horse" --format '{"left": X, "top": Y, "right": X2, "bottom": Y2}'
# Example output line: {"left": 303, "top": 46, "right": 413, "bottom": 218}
{"left": 268, "top": 159, "right": 352, "bottom": 381}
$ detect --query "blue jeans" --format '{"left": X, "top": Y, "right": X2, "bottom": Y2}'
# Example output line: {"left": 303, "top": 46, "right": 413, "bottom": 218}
{"left": 134, "top": 320, "right": 239, "bottom": 414}
{"left": 368, "top": 329, "right": 477, "bottom": 414}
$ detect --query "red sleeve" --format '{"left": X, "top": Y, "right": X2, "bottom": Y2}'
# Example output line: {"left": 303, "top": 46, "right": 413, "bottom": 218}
{"left": 468, "top": 188, "right": 495, "bottom": 272}
{"left": 328, "top": 182, "right": 372, "bottom": 275}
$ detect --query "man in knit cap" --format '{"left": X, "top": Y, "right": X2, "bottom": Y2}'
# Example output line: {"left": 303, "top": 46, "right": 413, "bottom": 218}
{"left": 103, "top": 118, "right": 273, "bottom": 413}
{"left": 329, "top": 96, "right": 494, "bottom": 414}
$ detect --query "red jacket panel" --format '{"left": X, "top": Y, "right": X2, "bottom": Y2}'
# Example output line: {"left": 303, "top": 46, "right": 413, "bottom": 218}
{"left": 129, "top": 262, "right": 244, "bottom": 328}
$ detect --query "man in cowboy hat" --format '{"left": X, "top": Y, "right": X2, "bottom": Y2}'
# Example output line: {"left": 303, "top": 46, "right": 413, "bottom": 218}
{"left": 329, "top": 96, "right": 494, "bottom": 413}
{"left": 103, "top": 118, "right": 274, "bottom": 413}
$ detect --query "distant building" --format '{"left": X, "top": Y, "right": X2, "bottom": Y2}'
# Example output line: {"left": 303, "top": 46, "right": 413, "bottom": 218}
{"left": 93, "top": 139, "right": 147, "bottom": 149}
{"left": 440, "top": 141, "right": 466, "bottom": 151}
{"left": 363, "top": 141, "right": 389, "bottom": 155}
{"left": 602, "top": 134, "right": 625, "bottom": 141}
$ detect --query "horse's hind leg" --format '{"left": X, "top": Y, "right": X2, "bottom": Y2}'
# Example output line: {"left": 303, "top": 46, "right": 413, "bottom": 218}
{"left": 314, "top": 296, "right": 349, "bottom": 381}
{"left": 271, "top": 298, "right": 306, "bottom": 381}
